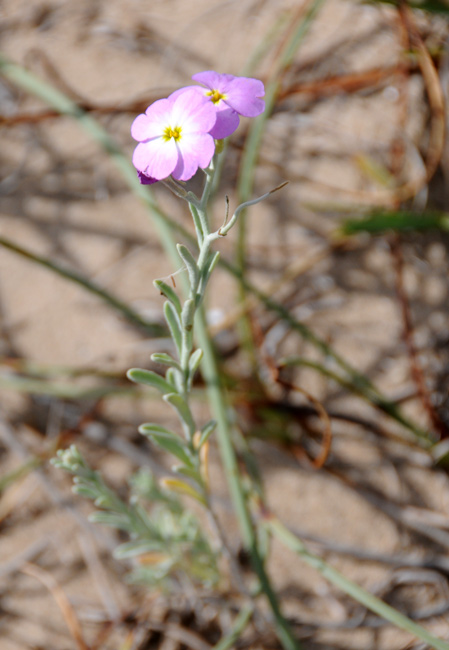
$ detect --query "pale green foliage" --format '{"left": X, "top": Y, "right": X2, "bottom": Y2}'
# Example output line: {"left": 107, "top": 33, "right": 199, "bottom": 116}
{"left": 52, "top": 446, "right": 219, "bottom": 588}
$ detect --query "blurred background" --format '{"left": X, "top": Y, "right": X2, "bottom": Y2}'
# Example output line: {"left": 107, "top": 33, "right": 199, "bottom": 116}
{"left": 1, "top": 0, "right": 449, "bottom": 648}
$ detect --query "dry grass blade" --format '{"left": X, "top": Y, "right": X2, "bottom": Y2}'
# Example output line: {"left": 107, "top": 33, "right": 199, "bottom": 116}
{"left": 21, "top": 562, "right": 91, "bottom": 650}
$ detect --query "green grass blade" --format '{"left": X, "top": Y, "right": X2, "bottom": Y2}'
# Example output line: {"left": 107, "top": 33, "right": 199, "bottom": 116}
{"left": 341, "top": 210, "right": 449, "bottom": 235}
{"left": 0, "top": 236, "right": 166, "bottom": 337}
{"left": 268, "top": 516, "right": 449, "bottom": 650}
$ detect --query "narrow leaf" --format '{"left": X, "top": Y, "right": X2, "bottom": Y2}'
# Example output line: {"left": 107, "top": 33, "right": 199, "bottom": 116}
{"left": 189, "top": 348, "right": 203, "bottom": 376}
{"left": 182, "top": 298, "right": 195, "bottom": 351}
{"left": 127, "top": 368, "right": 174, "bottom": 394}
{"left": 114, "top": 540, "right": 164, "bottom": 559}
{"left": 340, "top": 210, "right": 449, "bottom": 236}
{"left": 89, "top": 511, "right": 131, "bottom": 530}
{"left": 161, "top": 478, "right": 206, "bottom": 505}
{"left": 164, "top": 301, "right": 182, "bottom": 356}
{"left": 72, "top": 485, "right": 100, "bottom": 500}
{"left": 173, "top": 465, "right": 202, "bottom": 483}
{"left": 198, "top": 419, "right": 217, "bottom": 448}
{"left": 206, "top": 250, "right": 221, "bottom": 276}
{"left": 177, "top": 243, "right": 199, "bottom": 290}
{"left": 165, "top": 367, "right": 183, "bottom": 393}
{"left": 154, "top": 280, "right": 182, "bottom": 314}
{"left": 182, "top": 298, "right": 196, "bottom": 330}
{"left": 151, "top": 352, "right": 181, "bottom": 370}
{"left": 139, "top": 423, "right": 179, "bottom": 436}
{"left": 163, "top": 393, "right": 195, "bottom": 438}
{"left": 198, "top": 251, "right": 220, "bottom": 300}
{"left": 150, "top": 432, "right": 194, "bottom": 467}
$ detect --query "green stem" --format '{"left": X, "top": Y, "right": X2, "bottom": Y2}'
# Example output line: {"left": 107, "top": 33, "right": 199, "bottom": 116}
{"left": 267, "top": 516, "right": 449, "bottom": 650}
{"left": 194, "top": 308, "right": 301, "bottom": 650}
{"left": 212, "top": 605, "right": 254, "bottom": 650}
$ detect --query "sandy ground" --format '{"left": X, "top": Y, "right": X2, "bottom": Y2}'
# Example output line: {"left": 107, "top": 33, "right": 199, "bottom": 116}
{"left": 1, "top": 0, "right": 449, "bottom": 648}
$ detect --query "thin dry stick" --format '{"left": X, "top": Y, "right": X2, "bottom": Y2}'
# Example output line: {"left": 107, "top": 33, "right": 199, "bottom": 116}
{"left": 401, "top": 5, "right": 446, "bottom": 185}
{"left": 386, "top": 3, "right": 448, "bottom": 440}
{"left": 278, "top": 64, "right": 407, "bottom": 101}
{"left": 387, "top": 4, "right": 446, "bottom": 204}
{"left": 391, "top": 236, "right": 447, "bottom": 439}
{"left": 274, "top": 10, "right": 445, "bottom": 208}
{"left": 21, "top": 562, "right": 90, "bottom": 650}
{"left": 255, "top": 320, "right": 332, "bottom": 468}
{"left": 209, "top": 245, "right": 329, "bottom": 337}
{"left": 386, "top": 5, "right": 444, "bottom": 438}
{"left": 275, "top": 374, "right": 332, "bottom": 469}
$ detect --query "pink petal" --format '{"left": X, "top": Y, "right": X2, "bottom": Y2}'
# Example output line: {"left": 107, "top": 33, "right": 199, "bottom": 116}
{"left": 172, "top": 132, "right": 215, "bottom": 181}
{"left": 225, "top": 77, "right": 265, "bottom": 117}
{"left": 132, "top": 142, "right": 153, "bottom": 172}
{"left": 170, "top": 89, "right": 216, "bottom": 134}
{"left": 192, "top": 71, "right": 235, "bottom": 93}
{"left": 170, "top": 85, "right": 239, "bottom": 138}
{"left": 171, "top": 145, "right": 198, "bottom": 182}
{"left": 131, "top": 98, "right": 175, "bottom": 142}
{"left": 190, "top": 132, "right": 216, "bottom": 168}
{"left": 144, "top": 97, "right": 174, "bottom": 122}
{"left": 169, "top": 85, "right": 204, "bottom": 102}
{"left": 131, "top": 114, "right": 151, "bottom": 141}
{"left": 132, "top": 138, "right": 178, "bottom": 180}
{"left": 209, "top": 106, "right": 240, "bottom": 139}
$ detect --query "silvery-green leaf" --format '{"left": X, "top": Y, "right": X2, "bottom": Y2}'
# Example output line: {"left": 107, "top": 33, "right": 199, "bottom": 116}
{"left": 127, "top": 368, "right": 174, "bottom": 395}
{"left": 173, "top": 465, "right": 202, "bottom": 483}
{"left": 153, "top": 279, "right": 182, "bottom": 314}
{"left": 198, "top": 251, "right": 220, "bottom": 299}
{"left": 146, "top": 431, "right": 194, "bottom": 467}
{"left": 205, "top": 250, "right": 220, "bottom": 276}
{"left": 177, "top": 244, "right": 199, "bottom": 291}
{"left": 139, "top": 423, "right": 177, "bottom": 436}
{"left": 89, "top": 511, "right": 132, "bottom": 530}
{"left": 198, "top": 419, "right": 217, "bottom": 447}
{"left": 93, "top": 494, "right": 115, "bottom": 508}
{"left": 161, "top": 478, "right": 206, "bottom": 505}
{"left": 165, "top": 367, "right": 183, "bottom": 393}
{"left": 163, "top": 393, "right": 195, "bottom": 439}
{"left": 182, "top": 298, "right": 195, "bottom": 330}
{"left": 188, "top": 348, "right": 203, "bottom": 377}
{"left": 164, "top": 301, "right": 182, "bottom": 356}
{"left": 181, "top": 299, "right": 195, "bottom": 351}
{"left": 72, "top": 485, "right": 99, "bottom": 500}
{"left": 151, "top": 353, "right": 181, "bottom": 371}
{"left": 114, "top": 540, "right": 164, "bottom": 559}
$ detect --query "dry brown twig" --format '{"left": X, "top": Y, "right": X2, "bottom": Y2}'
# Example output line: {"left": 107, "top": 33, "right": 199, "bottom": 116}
{"left": 21, "top": 562, "right": 91, "bottom": 650}
{"left": 252, "top": 318, "right": 333, "bottom": 469}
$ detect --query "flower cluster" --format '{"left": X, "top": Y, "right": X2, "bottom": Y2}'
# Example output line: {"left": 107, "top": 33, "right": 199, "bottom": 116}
{"left": 131, "top": 71, "right": 265, "bottom": 184}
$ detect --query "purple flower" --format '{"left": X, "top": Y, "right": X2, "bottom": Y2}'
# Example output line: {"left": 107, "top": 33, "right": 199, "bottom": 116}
{"left": 131, "top": 89, "right": 217, "bottom": 182}
{"left": 170, "top": 71, "right": 265, "bottom": 139}
{"left": 137, "top": 171, "right": 158, "bottom": 185}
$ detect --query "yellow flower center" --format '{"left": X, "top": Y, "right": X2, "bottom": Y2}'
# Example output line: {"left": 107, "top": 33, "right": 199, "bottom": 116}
{"left": 163, "top": 125, "right": 182, "bottom": 142}
{"left": 206, "top": 89, "right": 226, "bottom": 105}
